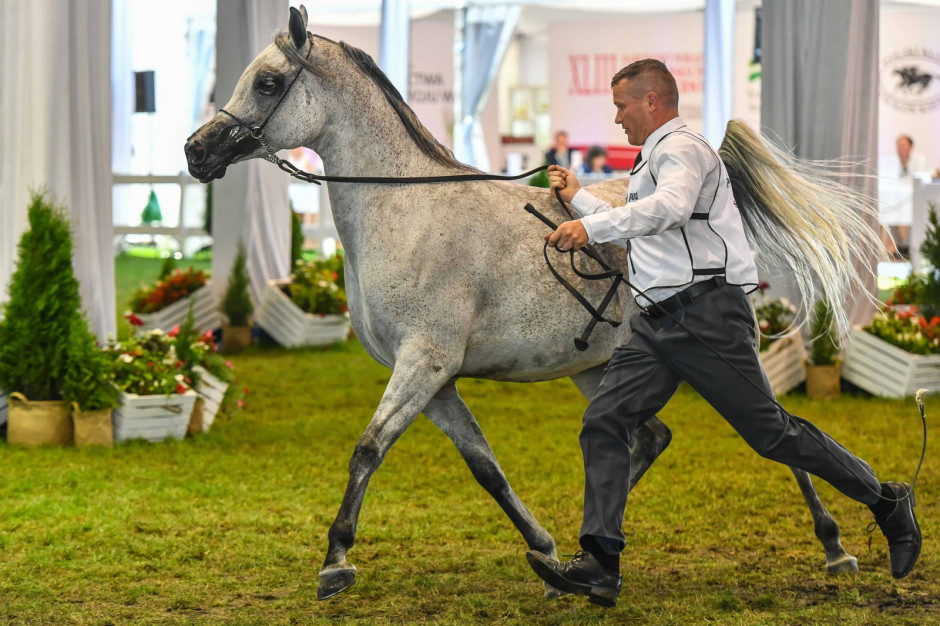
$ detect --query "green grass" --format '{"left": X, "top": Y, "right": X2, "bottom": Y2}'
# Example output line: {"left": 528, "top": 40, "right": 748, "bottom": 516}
{"left": 1, "top": 340, "right": 937, "bottom": 624}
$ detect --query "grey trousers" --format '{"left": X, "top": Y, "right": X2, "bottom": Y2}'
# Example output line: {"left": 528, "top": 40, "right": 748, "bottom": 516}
{"left": 580, "top": 284, "right": 882, "bottom": 553}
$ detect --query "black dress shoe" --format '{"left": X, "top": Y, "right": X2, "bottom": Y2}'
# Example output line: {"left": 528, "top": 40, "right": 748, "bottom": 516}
{"left": 526, "top": 550, "right": 622, "bottom": 607}
{"left": 872, "top": 481, "right": 921, "bottom": 579}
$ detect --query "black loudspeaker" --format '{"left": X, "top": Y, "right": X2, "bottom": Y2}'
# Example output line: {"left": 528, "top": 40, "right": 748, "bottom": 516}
{"left": 135, "top": 70, "right": 156, "bottom": 113}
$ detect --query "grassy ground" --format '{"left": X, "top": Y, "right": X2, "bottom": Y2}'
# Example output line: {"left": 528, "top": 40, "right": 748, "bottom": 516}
{"left": 1, "top": 338, "right": 937, "bottom": 624}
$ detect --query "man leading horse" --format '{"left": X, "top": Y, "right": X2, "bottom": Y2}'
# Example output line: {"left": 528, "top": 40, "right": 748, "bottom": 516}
{"left": 525, "top": 59, "right": 922, "bottom": 608}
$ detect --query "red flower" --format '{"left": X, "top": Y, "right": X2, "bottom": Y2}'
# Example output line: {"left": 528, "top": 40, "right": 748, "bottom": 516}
{"left": 125, "top": 312, "right": 145, "bottom": 327}
{"left": 332, "top": 272, "right": 338, "bottom": 280}
{"left": 242, "top": 386, "right": 250, "bottom": 396}
{"left": 237, "top": 398, "right": 246, "bottom": 409}
{"left": 176, "top": 383, "right": 187, "bottom": 394}
{"left": 168, "top": 324, "right": 180, "bottom": 338}
{"left": 225, "top": 360, "right": 235, "bottom": 370}
{"left": 148, "top": 361, "right": 153, "bottom": 367}
{"left": 757, "top": 281, "right": 770, "bottom": 292}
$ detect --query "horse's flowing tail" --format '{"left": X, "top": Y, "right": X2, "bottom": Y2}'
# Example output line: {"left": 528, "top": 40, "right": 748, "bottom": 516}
{"left": 718, "top": 119, "right": 886, "bottom": 343}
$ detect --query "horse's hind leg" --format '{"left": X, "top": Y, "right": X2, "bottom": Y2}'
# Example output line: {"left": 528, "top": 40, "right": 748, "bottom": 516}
{"left": 791, "top": 467, "right": 858, "bottom": 573}
{"left": 423, "top": 382, "right": 558, "bottom": 560}
{"left": 570, "top": 365, "right": 673, "bottom": 491}
{"left": 318, "top": 342, "right": 459, "bottom": 601}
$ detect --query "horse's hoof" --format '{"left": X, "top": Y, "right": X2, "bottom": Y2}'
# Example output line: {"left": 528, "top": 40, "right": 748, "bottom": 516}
{"left": 826, "top": 553, "right": 858, "bottom": 574}
{"left": 318, "top": 563, "right": 357, "bottom": 600}
{"left": 544, "top": 582, "right": 567, "bottom": 598}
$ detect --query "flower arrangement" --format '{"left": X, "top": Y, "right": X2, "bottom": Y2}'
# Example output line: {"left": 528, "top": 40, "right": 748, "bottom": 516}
{"left": 109, "top": 312, "right": 192, "bottom": 396}
{"left": 752, "top": 284, "right": 797, "bottom": 352}
{"left": 287, "top": 255, "right": 348, "bottom": 316}
{"left": 171, "top": 305, "right": 235, "bottom": 387}
{"left": 865, "top": 306, "right": 940, "bottom": 356}
{"left": 130, "top": 267, "right": 208, "bottom": 314}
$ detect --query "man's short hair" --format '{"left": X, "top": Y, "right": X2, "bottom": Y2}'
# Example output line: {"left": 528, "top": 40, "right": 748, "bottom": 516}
{"left": 897, "top": 134, "right": 914, "bottom": 147}
{"left": 611, "top": 59, "right": 679, "bottom": 109}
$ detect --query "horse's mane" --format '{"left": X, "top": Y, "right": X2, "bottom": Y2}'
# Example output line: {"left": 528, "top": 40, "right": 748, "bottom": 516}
{"left": 275, "top": 32, "right": 476, "bottom": 173}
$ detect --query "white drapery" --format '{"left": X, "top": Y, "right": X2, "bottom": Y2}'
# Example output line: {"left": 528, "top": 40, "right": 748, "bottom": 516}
{"left": 0, "top": 0, "right": 114, "bottom": 340}
{"left": 703, "top": 0, "right": 735, "bottom": 148}
{"left": 213, "top": 0, "right": 292, "bottom": 309}
{"left": 761, "top": 0, "right": 880, "bottom": 326}
{"left": 453, "top": 5, "right": 520, "bottom": 171}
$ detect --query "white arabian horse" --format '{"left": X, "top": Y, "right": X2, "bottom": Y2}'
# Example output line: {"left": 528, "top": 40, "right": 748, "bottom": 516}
{"left": 185, "top": 6, "right": 884, "bottom": 600}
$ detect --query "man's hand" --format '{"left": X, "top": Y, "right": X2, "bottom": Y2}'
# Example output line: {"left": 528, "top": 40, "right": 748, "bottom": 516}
{"left": 546, "top": 220, "right": 589, "bottom": 251}
{"left": 548, "top": 165, "right": 581, "bottom": 203}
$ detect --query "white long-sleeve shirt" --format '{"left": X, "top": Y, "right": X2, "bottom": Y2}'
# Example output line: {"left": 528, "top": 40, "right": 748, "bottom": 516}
{"left": 571, "top": 117, "right": 759, "bottom": 307}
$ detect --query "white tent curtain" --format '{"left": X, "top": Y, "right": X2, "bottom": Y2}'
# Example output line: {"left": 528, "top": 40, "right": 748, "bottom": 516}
{"left": 453, "top": 5, "right": 520, "bottom": 170}
{"left": 760, "top": 0, "right": 880, "bottom": 326}
{"left": 380, "top": 0, "right": 411, "bottom": 102}
{"left": 703, "top": 0, "right": 735, "bottom": 148}
{"left": 213, "top": 0, "right": 292, "bottom": 309}
{"left": 0, "top": 0, "right": 114, "bottom": 340}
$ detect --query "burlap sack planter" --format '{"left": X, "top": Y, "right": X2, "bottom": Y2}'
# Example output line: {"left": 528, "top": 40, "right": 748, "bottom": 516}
{"left": 221, "top": 324, "right": 252, "bottom": 354}
{"left": 7, "top": 393, "right": 73, "bottom": 447}
{"left": 72, "top": 405, "right": 115, "bottom": 448}
{"left": 805, "top": 361, "right": 842, "bottom": 400}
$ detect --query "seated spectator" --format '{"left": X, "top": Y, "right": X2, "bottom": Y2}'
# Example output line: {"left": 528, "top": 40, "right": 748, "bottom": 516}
{"left": 582, "top": 146, "right": 613, "bottom": 174}
{"left": 545, "top": 130, "right": 582, "bottom": 170}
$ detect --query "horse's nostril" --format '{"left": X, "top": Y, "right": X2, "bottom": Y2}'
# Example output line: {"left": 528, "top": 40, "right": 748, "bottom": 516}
{"left": 188, "top": 141, "right": 207, "bottom": 165}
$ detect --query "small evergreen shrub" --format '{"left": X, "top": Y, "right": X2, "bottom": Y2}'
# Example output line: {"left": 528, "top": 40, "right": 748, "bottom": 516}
{"left": 807, "top": 299, "right": 840, "bottom": 366}
{"left": 61, "top": 316, "right": 121, "bottom": 412}
{"left": 0, "top": 191, "right": 84, "bottom": 401}
{"left": 220, "top": 241, "right": 253, "bottom": 327}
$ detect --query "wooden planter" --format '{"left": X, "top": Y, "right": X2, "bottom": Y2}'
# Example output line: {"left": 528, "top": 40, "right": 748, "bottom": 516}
{"left": 257, "top": 279, "right": 350, "bottom": 348}
{"left": 113, "top": 390, "right": 197, "bottom": 443}
{"left": 189, "top": 365, "right": 229, "bottom": 434}
{"left": 758, "top": 335, "right": 806, "bottom": 396}
{"left": 136, "top": 282, "right": 218, "bottom": 334}
{"left": 843, "top": 328, "right": 940, "bottom": 398}
{"left": 0, "top": 391, "right": 7, "bottom": 432}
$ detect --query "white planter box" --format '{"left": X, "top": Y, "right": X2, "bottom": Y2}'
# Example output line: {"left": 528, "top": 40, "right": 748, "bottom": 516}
{"left": 193, "top": 365, "right": 229, "bottom": 432}
{"left": 0, "top": 391, "right": 7, "bottom": 428}
{"left": 843, "top": 328, "right": 940, "bottom": 398}
{"left": 137, "top": 282, "right": 218, "bottom": 334}
{"left": 759, "top": 335, "right": 806, "bottom": 395}
{"left": 113, "top": 390, "right": 197, "bottom": 442}
{"left": 257, "top": 279, "right": 350, "bottom": 348}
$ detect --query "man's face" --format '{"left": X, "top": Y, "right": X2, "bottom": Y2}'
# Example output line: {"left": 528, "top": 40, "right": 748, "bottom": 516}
{"left": 612, "top": 79, "right": 650, "bottom": 146}
{"left": 556, "top": 133, "right": 568, "bottom": 151}
{"left": 897, "top": 138, "right": 912, "bottom": 161}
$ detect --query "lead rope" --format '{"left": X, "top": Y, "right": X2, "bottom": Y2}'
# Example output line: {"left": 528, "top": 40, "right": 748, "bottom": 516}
{"left": 524, "top": 196, "right": 927, "bottom": 508}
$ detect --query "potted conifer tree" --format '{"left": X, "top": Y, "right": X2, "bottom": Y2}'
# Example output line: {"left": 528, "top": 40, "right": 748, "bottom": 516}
{"left": 0, "top": 192, "right": 83, "bottom": 446}
{"left": 805, "top": 299, "right": 842, "bottom": 399}
{"left": 219, "top": 240, "right": 253, "bottom": 353}
{"left": 62, "top": 315, "right": 121, "bottom": 447}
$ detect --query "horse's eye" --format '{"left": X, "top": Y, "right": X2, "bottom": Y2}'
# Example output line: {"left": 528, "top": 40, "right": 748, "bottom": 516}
{"left": 256, "top": 75, "right": 279, "bottom": 96}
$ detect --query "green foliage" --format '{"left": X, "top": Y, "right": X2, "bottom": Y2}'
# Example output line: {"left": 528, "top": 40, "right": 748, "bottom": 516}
{"left": 220, "top": 241, "right": 253, "bottom": 327}
{"left": 752, "top": 294, "right": 797, "bottom": 352}
{"left": 807, "top": 299, "right": 840, "bottom": 366}
{"left": 108, "top": 328, "right": 190, "bottom": 396}
{"left": 866, "top": 306, "right": 940, "bottom": 355}
{"left": 290, "top": 209, "right": 304, "bottom": 267}
{"left": 157, "top": 255, "right": 177, "bottom": 280}
{"left": 288, "top": 255, "right": 347, "bottom": 315}
{"left": 922, "top": 201, "right": 940, "bottom": 276}
{"left": 528, "top": 166, "right": 550, "bottom": 188}
{"left": 173, "top": 302, "right": 234, "bottom": 387}
{"left": 0, "top": 191, "right": 83, "bottom": 401}
{"left": 60, "top": 316, "right": 121, "bottom": 412}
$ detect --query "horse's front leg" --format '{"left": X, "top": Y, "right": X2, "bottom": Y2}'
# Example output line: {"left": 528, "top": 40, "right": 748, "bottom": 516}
{"left": 317, "top": 340, "right": 459, "bottom": 601}
{"left": 791, "top": 467, "right": 858, "bottom": 573}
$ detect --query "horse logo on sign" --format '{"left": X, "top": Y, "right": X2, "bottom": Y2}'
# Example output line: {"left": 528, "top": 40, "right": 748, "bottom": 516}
{"left": 880, "top": 49, "right": 940, "bottom": 113}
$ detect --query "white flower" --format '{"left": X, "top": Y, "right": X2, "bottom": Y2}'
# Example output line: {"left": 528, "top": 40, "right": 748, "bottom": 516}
{"left": 175, "top": 374, "right": 185, "bottom": 383}
{"left": 151, "top": 328, "right": 164, "bottom": 336}
{"left": 318, "top": 280, "right": 328, "bottom": 288}
{"left": 120, "top": 354, "right": 134, "bottom": 364}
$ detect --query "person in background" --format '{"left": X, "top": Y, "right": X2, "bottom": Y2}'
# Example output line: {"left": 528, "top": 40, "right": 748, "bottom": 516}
{"left": 546, "top": 130, "right": 582, "bottom": 171}
{"left": 582, "top": 145, "right": 613, "bottom": 174}
{"left": 880, "top": 134, "right": 931, "bottom": 257}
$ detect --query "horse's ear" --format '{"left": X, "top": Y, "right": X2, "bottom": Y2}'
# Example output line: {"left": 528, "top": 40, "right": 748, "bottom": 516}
{"left": 299, "top": 5, "right": 309, "bottom": 29}
{"left": 289, "top": 6, "right": 307, "bottom": 50}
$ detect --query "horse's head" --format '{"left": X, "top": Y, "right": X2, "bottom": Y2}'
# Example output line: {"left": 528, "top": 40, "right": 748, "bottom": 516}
{"left": 185, "top": 5, "right": 328, "bottom": 182}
